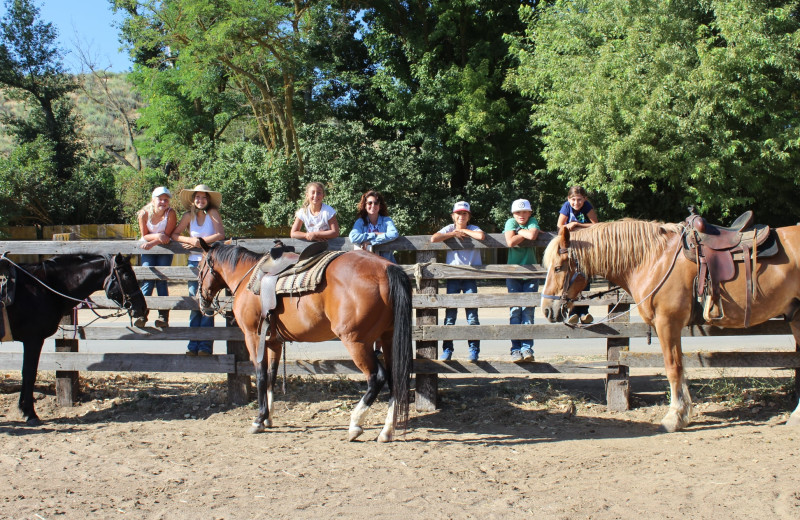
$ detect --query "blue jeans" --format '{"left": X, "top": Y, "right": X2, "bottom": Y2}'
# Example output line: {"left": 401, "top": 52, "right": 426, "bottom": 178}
{"left": 187, "top": 259, "right": 214, "bottom": 353}
{"left": 507, "top": 278, "right": 539, "bottom": 353}
{"left": 442, "top": 279, "right": 480, "bottom": 352}
{"left": 140, "top": 254, "right": 173, "bottom": 296}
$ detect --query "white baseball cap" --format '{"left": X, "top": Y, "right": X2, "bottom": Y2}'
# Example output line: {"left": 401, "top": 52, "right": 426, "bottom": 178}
{"left": 152, "top": 186, "right": 171, "bottom": 198}
{"left": 452, "top": 201, "right": 471, "bottom": 213}
{"left": 511, "top": 199, "right": 532, "bottom": 213}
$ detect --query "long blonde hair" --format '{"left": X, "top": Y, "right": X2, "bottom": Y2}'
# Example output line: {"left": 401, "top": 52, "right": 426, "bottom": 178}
{"left": 543, "top": 219, "right": 682, "bottom": 279}
{"left": 302, "top": 182, "right": 326, "bottom": 210}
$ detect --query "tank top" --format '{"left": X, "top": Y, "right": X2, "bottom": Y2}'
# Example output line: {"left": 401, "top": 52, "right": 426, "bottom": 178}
{"left": 188, "top": 212, "right": 216, "bottom": 262}
{"left": 145, "top": 208, "right": 172, "bottom": 234}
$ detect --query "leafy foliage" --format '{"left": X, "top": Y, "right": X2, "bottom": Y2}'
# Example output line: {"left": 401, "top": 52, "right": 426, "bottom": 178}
{"left": 508, "top": 0, "right": 800, "bottom": 224}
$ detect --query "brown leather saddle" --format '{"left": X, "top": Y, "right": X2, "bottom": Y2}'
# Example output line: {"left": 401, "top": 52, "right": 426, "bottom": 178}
{"left": 682, "top": 207, "right": 777, "bottom": 327}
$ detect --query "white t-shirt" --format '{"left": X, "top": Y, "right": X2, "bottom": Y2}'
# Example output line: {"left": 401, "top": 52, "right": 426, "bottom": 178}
{"left": 436, "top": 223, "right": 483, "bottom": 266}
{"left": 296, "top": 203, "right": 336, "bottom": 232}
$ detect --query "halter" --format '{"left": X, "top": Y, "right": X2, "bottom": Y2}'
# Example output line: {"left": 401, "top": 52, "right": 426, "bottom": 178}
{"left": 197, "top": 250, "right": 232, "bottom": 316}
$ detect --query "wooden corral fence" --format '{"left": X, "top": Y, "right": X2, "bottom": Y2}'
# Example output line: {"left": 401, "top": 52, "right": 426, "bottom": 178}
{"left": 0, "top": 234, "right": 798, "bottom": 412}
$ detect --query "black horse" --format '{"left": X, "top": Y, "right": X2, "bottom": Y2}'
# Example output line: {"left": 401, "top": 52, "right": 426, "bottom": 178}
{"left": 4, "top": 253, "right": 147, "bottom": 425}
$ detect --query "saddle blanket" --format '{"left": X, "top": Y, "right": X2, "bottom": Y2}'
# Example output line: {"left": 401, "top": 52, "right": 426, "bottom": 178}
{"left": 247, "top": 251, "right": 344, "bottom": 296}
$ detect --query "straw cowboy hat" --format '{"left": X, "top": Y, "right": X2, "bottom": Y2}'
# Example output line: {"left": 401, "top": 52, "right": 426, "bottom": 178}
{"left": 179, "top": 184, "right": 222, "bottom": 209}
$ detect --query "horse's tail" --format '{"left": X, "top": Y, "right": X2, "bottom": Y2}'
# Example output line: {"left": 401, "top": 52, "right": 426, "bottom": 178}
{"left": 387, "top": 263, "right": 412, "bottom": 431}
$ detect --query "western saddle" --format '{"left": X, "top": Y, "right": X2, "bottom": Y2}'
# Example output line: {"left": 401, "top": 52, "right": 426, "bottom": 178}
{"left": 683, "top": 207, "right": 777, "bottom": 327}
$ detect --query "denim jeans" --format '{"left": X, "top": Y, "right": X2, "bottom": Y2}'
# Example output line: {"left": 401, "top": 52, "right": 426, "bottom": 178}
{"left": 140, "top": 253, "right": 173, "bottom": 296}
{"left": 506, "top": 278, "right": 539, "bottom": 353}
{"left": 442, "top": 279, "right": 480, "bottom": 352}
{"left": 187, "top": 259, "right": 214, "bottom": 353}
{"left": 570, "top": 281, "right": 591, "bottom": 318}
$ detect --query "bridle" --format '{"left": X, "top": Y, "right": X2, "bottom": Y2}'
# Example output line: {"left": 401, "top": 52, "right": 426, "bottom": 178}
{"left": 542, "top": 246, "right": 587, "bottom": 321}
{"left": 197, "top": 250, "right": 231, "bottom": 316}
{"left": 102, "top": 256, "right": 144, "bottom": 313}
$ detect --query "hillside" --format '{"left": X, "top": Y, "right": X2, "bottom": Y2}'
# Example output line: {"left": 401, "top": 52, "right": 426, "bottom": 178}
{"left": 0, "top": 72, "right": 142, "bottom": 162}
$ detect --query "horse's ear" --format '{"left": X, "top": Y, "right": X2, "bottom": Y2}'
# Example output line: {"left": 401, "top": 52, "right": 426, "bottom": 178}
{"left": 224, "top": 238, "right": 233, "bottom": 245}
{"left": 199, "top": 237, "right": 210, "bottom": 252}
{"left": 559, "top": 226, "right": 571, "bottom": 247}
{"left": 114, "top": 252, "right": 125, "bottom": 265}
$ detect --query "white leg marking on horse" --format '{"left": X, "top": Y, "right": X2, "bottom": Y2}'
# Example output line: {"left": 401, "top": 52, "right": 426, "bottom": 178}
{"left": 378, "top": 397, "right": 396, "bottom": 443}
{"left": 661, "top": 376, "right": 693, "bottom": 432}
{"left": 348, "top": 399, "right": 369, "bottom": 441}
{"left": 786, "top": 400, "right": 800, "bottom": 426}
{"left": 266, "top": 388, "right": 274, "bottom": 428}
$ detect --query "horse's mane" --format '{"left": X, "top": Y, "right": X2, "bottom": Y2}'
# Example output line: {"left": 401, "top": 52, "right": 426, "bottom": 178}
{"left": 210, "top": 243, "right": 262, "bottom": 270}
{"left": 543, "top": 219, "right": 683, "bottom": 278}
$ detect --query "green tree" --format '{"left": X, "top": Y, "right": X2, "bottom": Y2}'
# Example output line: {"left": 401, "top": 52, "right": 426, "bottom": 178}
{"left": 0, "top": 0, "right": 84, "bottom": 179}
{"left": 508, "top": 0, "right": 800, "bottom": 224}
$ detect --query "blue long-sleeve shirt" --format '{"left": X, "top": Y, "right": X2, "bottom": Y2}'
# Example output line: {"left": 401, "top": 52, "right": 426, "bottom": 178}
{"left": 348, "top": 215, "right": 399, "bottom": 263}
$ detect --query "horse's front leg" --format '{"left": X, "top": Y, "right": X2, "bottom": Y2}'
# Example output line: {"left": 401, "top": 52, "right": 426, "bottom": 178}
{"left": 656, "top": 320, "right": 693, "bottom": 432}
{"left": 19, "top": 339, "right": 44, "bottom": 426}
{"left": 786, "top": 321, "right": 800, "bottom": 426}
{"left": 249, "top": 340, "right": 281, "bottom": 434}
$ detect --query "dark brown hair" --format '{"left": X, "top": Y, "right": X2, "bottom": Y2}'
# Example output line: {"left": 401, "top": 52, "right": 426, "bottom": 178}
{"left": 356, "top": 190, "right": 389, "bottom": 223}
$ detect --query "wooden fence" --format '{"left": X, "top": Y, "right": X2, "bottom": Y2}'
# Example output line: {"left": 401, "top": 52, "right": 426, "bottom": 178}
{"left": 1, "top": 234, "right": 798, "bottom": 413}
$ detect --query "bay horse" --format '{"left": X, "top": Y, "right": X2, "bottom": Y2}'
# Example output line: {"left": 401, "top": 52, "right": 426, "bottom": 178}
{"left": 4, "top": 253, "right": 147, "bottom": 425}
{"left": 540, "top": 219, "right": 800, "bottom": 431}
{"left": 196, "top": 240, "right": 412, "bottom": 442}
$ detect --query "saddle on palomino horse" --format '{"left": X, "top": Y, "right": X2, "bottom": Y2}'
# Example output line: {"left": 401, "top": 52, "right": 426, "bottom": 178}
{"left": 683, "top": 207, "right": 778, "bottom": 327}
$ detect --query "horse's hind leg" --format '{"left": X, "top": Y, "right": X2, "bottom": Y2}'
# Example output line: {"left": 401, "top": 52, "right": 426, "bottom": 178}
{"left": 377, "top": 331, "right": 396, "bottom": 443}
{"left": 786, "top": 321, "right": 800, "bottom": 426}
{"left": 349, "top": 354, "right": 387, "bottom": 442}
{"left": 656, "top": 323, "right": 693, "bottom": 432}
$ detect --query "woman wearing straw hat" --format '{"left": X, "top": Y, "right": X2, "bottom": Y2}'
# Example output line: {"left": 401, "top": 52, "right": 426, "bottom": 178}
{"left": 171, "top": 184, "right": 225, "bottom": 356}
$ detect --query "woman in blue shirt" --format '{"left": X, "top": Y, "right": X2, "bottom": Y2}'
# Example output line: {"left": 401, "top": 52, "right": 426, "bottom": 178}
{"left": 349, "top": 190, "right": 399, "bottom": 263}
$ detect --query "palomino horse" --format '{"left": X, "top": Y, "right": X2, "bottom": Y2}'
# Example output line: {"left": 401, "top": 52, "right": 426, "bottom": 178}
{"left": 540, "top": 219, "right": 800, "bottom": 431}
{"left": 196, "top": 240, "right": 412, "bottom": 442}
{"left": 4, "top": 254, "right": 147, "bottom": 425}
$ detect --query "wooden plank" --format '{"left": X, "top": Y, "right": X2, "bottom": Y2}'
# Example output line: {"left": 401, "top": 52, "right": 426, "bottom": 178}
{"left": 619, "top": 351, "right": 800, "bottom": 368}
{"left": 412, "top": 292, "right": 634, "bottom": 308}
{"left": 414, "top": 320, "right": 793, "bottom": 341}
{"left": 0, "top": 352, "right": 236, "bottom": 373}
{"left": 57, "top": 326, "right": 245, "bottom": 341}
{"left": 606, "top": 301, "right": 630, "bottom": 411}
{"left": 234, "top": 359, "right": 614, "bottom": 376}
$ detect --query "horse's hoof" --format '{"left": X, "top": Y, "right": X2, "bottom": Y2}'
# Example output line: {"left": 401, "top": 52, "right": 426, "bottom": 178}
{"left": 660, "top": 411, "right": 690, "bottom": 433}
{"left": 25, "top": 416, "right": 42, "bottom": 427}
{"left": 249, "top": 422, "right": 266, "bottom": 434}
{"left": 348, "top": 426, "right": 363, "bottom": 441}
{"left": 785, "top": 413, "right": 800, "bottom": 427}
{"left": 377, "top": 432, "right": 393, "bottom": 443}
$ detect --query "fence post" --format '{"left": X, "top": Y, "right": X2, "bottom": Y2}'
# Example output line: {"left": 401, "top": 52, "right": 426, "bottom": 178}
{"left": 605, "top": 298, "right": 630, "bottom": 411}
{"left": 53, "top": 232, "right": 79, "bottom": 406}
{"left": 226, "top": 292, "right": 251, "bottom": 405}
{"left": 414, "top": 251, "right": 439, "bottom": 411}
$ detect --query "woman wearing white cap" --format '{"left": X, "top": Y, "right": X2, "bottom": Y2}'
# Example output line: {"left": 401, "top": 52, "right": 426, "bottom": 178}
{"left": 136, "top": 186, "right": 177, "bottom": 328}
{"left": 171, "top": 184, "right": 225, "bottom": 355}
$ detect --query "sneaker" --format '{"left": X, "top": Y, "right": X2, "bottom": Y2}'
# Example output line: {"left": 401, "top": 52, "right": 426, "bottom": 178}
{"left": 510, "top": 350, "right": 524, "bottom": 363}
{"left": 134, "top": 317, "right": 147, "bottom": 328}
{"left": 439, "top": 349, "right": 453, "bottom": 361}
{"left": 580, "top": 313, "right": 594, "bottom": 324}
{"left": 567, "top": 314, "right": 580, "bottom": 325}
{"left": 467, "top": 349, "right": 479, "bottom": 362}
{"left": 521, "top": 348, "right": 535, "bottom": 362}
{"left": 185, "top": 350, "right": 197, "bottom": 356}
{"left": 154, "top": 318, "right": 168, "bottom": 328}
{"left": 198, "top": 351, "right": 212, "bottom": 357}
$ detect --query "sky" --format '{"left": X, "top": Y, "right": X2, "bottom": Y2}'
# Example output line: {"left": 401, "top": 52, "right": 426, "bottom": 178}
{"left": 1, "top": 0, "right": 134, "bottom": 73}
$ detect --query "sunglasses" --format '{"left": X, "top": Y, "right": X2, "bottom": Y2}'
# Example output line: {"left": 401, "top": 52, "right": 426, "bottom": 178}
{"left": 366, "top": 201, "right": 380, "bottom": 206}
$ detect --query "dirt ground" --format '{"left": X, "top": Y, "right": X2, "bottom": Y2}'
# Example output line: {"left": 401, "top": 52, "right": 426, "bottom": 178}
{"left": 2, "top": 369, "right": 800, "bottom": 520}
